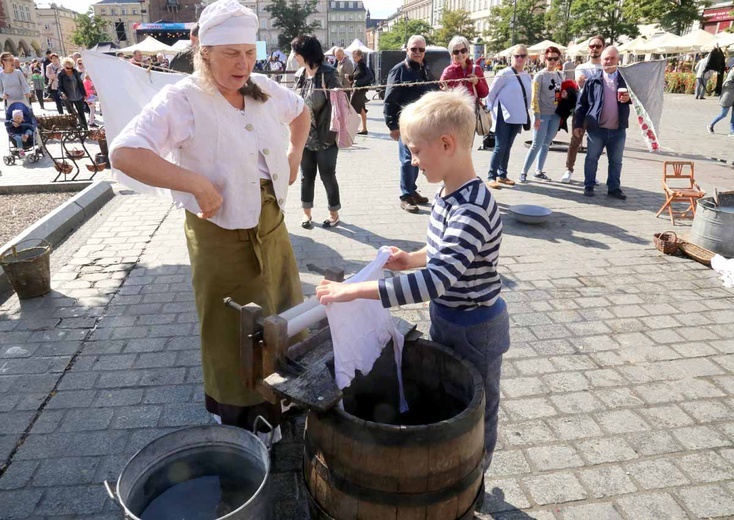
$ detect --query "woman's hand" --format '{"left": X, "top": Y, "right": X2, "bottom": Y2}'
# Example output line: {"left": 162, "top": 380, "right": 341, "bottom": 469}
{"left": 467, "top": 74, "right": 479, "bottom": 85}
{"left": 534, "top": 117, "right": 542, "bottom": 130}
{"left": 385, "top": 247, "right": 413, "bottom": 271}
{"left": 2, "top": 93, "right": 7, "bottom": 100}
{"left": 287, "top": 146, "right": 302, "bottom": 185}
{"left": 192, "top": 175, "right": 223, "bottom": 219}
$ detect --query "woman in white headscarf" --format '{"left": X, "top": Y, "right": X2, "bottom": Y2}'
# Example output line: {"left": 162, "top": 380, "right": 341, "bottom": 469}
{"left": 110, "top": 0, "right": 311, "bottom": 438}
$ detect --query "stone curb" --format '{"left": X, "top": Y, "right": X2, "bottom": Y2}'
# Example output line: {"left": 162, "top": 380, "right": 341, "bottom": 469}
{"left": 0, "top": 181, "right": 93, "bottom": 195}
{"left": 0, "top": 180, "right": 114, "bottom": 295}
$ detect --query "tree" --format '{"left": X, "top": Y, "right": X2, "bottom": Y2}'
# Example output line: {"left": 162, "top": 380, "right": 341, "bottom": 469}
{"left": 378, "top": 19, "right": 435, "bottom": 51}
{"left": 434, "top": 9, "right": 478, "bottom": 47}
{"left": 71, "top": 10, "right": 108, "bottom": 49}
{"left": 639, "top": 0, "right": 708, "bottom": 35}
{"left": 264, "top": 0, "right": 320, "bottom": 53}
{"left": 485, "top": 0, "right": 547, "bottom": 51}
{"left": 570, "top": 0, "right": 641, "bottom": 43}
{"left": 544, "top": 0, "right": 574, "bottom": 47}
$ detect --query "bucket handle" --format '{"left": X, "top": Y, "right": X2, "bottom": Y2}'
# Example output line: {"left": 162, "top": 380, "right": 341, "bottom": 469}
{"left": 0, "top": 238, "right": 51, "bottom": 261}
{"left": 253, "top": 415, "right": 275, "bottom": 450}
{"left": 103, "top": 480, "right": 122, "bottom": 511}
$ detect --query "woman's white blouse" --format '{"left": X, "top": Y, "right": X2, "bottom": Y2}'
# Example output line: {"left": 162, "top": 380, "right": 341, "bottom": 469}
{"left": 110, "top": 72, "right": 305, "bottom": 230}
{"left": 486, "top": 67, "right": 532, "bottom": 128}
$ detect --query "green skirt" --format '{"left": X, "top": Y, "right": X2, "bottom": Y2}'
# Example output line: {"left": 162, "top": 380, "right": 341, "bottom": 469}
{"left": 184, "top": 180, "right": 303, "bottom": 409}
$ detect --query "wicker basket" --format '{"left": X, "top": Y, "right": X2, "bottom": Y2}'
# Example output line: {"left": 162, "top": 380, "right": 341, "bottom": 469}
{"left": 654, "top": 231, "right": 678, "bottom": 255}
{"left": 37, "top": 114, "right": 78, "bottom": 131}
{"left": 678, "top": 241, "right": 715, "bottom": 267}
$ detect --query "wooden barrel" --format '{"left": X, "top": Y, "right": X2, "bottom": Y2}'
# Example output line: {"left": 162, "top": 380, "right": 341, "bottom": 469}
{"left": 304, "top": 339, "right": 485, "bottom": 520}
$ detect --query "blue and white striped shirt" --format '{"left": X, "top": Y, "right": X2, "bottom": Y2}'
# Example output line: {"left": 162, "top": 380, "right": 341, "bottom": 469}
{"left": 378, "top": 178, "right": 503, "bottom": 311}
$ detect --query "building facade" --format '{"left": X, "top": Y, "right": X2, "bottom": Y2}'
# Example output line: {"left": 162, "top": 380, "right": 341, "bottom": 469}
{"left": 702, "top": 2, "right": 734, "bottom": 33}
{"left": 243, "top": 0, "right": 328, "bottom": 53}
{"left": 402, "top": 0, "right": 433, "bottom": 25}
{"left": 92, "top": 0, "right": 150, "bottom": 45}
{"left": 0, "top": 0, "right": 42, "bottom": 56}
{"left": 36, "top": 3, "right": 78, "bottom": 56}
{"left": 327, "top": 0, "right": 366, "bottom": 48}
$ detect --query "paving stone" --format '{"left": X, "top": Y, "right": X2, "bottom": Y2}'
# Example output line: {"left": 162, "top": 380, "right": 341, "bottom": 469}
{"left": 671, "top": 425, "right": 730, "bottom": 450}
{"left": 549, "top": 392, "right": 605, "bottom": 414}
{"left": 584, "top": 369, "right": 626, "bottom": 388}
{"left": 32, "top": 457, "right": 100, "bottom": 486}
{"left": 576, "top": 437, "right": 638, "bottom": 465}
{"left": 526, "top": 445, "right": 584, "bottom": 471}
{"left": 45, "top": 390, "right": 96, "bottom": 410}
{"left": 578, "top": 465, "right": 637, "bottom": 499}
{"left": 158, "top": 403, "right": 212, "bottom": 427}
{"left": 594, "top": 387, "right": 645, "bottom": 409}
{"left": 121, "top": 338, "right": 168, "bottom": 353}
{"left": 92, "top": 388, "right": 145, "bottom": 407}
{"left": 96, "top": 371, "right": 142, "bottom": 388}
{"left": 594, "top": 410, "right": 650, "bottom": 434}
{"left": 0, "top": 460, "right": 39, "bottom": 490}
{"left": 480, "top": 478, "right": 531, "bottom": 513}
{"left": 541, "top": 372, "right": 589, "bottom": 393}
{"left": 678, "top": 378, "right": 726, "bottom": 399}
{"left": 637, "top": 405, "right": 694, "bottom": 429}
{"left": 675, "top": 484, "right": 734, "bottom": 518}
{"left": 625, "top": 459, "right": 690, "bottom": 490}
{"left": 59, "top": 408, "right": 114, "bottom": 432}
{"left": 29, "top": 410, "right": 65, "bottom": 434}
{"left": 142, "top": 385, "right": 194, "bottom": 404}
{"left": 679, "top": 399, "right": 734, "bottom": 423}
{"left": 633, "top": 382, "right": 684, "bottom": 404}
{"left": 113, "top": 405, "right": 163, "bottom": 429}
{"left": 547, "top": 415, "right": 603, "bottom": 440}
{"left": 0, "top": 489, "right": 43, "bottom": 519}
{"left": 34, "top": 484, "right": 107, "bottom": 516}
{"left": 615, "top": 492, "right": 688, "bottom": 520}
{"left": 522, "top": 472, "right": 587, "bottom": 505}
{"left": 0, "top": 411, "right": 35, "bottom": 434}
{"left": 138, "top": 368, "right": 187, "bottom": 386}
{"left": 559, "top": 502, "right": 624, "bottom": 520}
{"left": 92, "top": 354, "right": 137, "bottom": 371}
{"left": 513, "top": 358, "right": 555, "bottom": 375}
{"left": 676, "top": 452, "right": 734, "bottom": 483}
{"left": 502, "top": 398, "right": 557, "bottom": 421}
{"left": 487, "top": 450, "right": 530, "bottom": 478}
{"left": 500, "top": 421, "right": 557, "bottom": 447}
{"left": 57, "top": 372, "right": 99, "bottom": 391}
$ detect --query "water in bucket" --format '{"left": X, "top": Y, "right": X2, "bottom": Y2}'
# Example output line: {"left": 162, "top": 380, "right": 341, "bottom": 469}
{"left": 129, "top": 446, "right": 264, "bottom": 520}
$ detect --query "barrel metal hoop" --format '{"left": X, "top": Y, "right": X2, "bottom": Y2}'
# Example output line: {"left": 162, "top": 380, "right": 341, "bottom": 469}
{"left": 304, "top": 441, "right": 483, "bottom": 508}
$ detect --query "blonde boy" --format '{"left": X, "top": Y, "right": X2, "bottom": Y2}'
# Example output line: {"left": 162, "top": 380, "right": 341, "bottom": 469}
{"left": 316, "top": 89, "right": 509, "bottom": 471}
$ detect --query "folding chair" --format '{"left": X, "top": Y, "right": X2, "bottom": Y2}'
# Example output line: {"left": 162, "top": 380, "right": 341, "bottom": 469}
{"left": 656, "top": 161, "right": 706, "bottom": 225}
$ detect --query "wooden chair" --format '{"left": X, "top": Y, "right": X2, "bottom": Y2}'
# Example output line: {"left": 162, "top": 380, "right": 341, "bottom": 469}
{"left": 656, "top": 161, "right": 706, "bottom": 225}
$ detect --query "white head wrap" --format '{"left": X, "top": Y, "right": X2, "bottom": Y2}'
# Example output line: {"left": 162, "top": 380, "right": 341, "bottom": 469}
{"left": 198, "top": 0, "right": 258, "bottom": 47}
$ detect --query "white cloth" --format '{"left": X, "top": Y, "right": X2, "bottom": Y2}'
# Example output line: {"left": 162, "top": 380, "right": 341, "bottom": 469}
{"left": 100, "top": 54, "right": 305, "bottom": 229}
{"left": 198, "top": 0, "right": 258, "bottom": 46}
{"left": 326, "top": 246, "right": 408, "bottom": 413}
{"left": 712, "top": 254, "right": 734, "bottom": 288}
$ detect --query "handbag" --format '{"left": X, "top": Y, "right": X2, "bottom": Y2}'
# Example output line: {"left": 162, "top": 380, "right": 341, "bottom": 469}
{"left": 472, "top": 82, "right": 492, "bottom": 136}
{"left": 515, "top": 73, "right": 531, "bottom": 131}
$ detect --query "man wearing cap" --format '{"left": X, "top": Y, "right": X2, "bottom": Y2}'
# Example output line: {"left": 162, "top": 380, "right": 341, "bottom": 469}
{"left": 384, "top": 35, "right": 439, "bottom": 213}
{"left": 110, "top": 0, "right": 311, "bottom": 440}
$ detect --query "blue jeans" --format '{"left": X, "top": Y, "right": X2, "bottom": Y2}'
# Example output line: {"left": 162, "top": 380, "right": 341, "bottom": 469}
{"left": 488, "top": 109, "right": 522, "bottom": 180}
{"left": 695, "top": 77, "right": 707, "bottom": 98}
{"left": 710, "top": 105, "right": 734, "bottom": 133}
{"left": 521, "top": 113, "right": 560, "bottom": 174}
{"left": 11, "top": 130, "right": 32, "bottom": 149}
{"left": 585, "top": 127, "right": 626, "bottom": 192}
{"left": 398, "top": 137, "right": 419, "bottom": 200}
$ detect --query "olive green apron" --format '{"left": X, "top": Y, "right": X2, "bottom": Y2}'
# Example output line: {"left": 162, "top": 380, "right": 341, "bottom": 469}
{"left": 184, "top": 180, "right": 303, "bottom": 408}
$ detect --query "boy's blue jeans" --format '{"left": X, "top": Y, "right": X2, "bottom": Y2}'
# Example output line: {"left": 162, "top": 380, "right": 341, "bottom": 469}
{"left": 521, "top": 113, "right": 561, "bottom": 174}
{"left": 12, "top": 130, "right": 32, "bottom": 149}
{"left": 585, "top": 127, "right": 626, "bottom": 192}
{"left": 710, "top": 105, "right": 734, "bottom": 134}
{"left": 429, "top": 300, "right": 510, "bottom": 471}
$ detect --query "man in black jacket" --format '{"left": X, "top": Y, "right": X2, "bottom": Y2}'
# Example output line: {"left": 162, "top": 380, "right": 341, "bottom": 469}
{"left": 573, "top": 46, "right": 631, "bottom": 200}
{"left": 169, "top": 24, "right": 199, "bottom": 74}
{"left": 384, "top": 35, "right": 439, "bottom": 213}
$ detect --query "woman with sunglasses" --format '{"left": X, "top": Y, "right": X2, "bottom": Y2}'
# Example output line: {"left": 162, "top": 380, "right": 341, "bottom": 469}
{"left": 57, "top": 57, "right": 88, "bottom": 129}
{"left": 519, "top": 46, "right": 564, "bottom": 183}
{"left": 0, "top": 52, "right": 32, "bottom": 108}
{"left": 440, "top": 35, "right": 488, "bottom": 99}
{"left": 485, "top": 44, "right": 531, "bottom": 190}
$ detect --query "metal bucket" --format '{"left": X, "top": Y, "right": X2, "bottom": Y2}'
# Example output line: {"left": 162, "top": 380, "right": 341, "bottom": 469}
{"left": 0, "top": 239, "right": 51, "bottom": 299}
{"left": 105, "top": 423, "right": 274, "bottom": 520}
{"left": 690, "top": 196, "right": 734, "bottom": 258}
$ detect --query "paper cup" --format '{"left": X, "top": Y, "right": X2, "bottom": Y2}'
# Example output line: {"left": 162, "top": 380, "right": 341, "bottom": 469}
{"left": 617, "top": 88, "right": 628, "bottom": 101}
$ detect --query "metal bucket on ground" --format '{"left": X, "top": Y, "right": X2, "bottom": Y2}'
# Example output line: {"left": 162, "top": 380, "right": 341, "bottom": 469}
{"left": 690, "top": 196, "right": 734, "bottom": 258}
{"left": 304, "top": 339, "right": 486, "bottom": 519}
{"left": 0, "top": 239, "right": 52, "bottom": 299}
{"left": 105, "top": 423, "right": 274, "bottom": 520}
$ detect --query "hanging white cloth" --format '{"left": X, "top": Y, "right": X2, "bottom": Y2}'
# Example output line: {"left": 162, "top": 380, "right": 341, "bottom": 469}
{"left": 711, "top": 254, "right": 734, "bottom": 288}
{"left": 325, "top": 246, "right": 408, "bottom": 413}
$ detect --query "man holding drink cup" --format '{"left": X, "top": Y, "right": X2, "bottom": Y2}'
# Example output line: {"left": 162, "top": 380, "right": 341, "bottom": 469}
{"left": 573, "top": 46, "right": 631, "bottom": 200}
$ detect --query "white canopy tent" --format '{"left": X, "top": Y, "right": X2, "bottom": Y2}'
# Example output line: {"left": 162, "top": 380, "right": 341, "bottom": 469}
{"left": 527, "top": 40, "right": 567, "bottom": 54}
{"left": 566, "top": 38, "right": 591, "bottom": 57}
{"left": 118, "top": 36, "right": 178, "bottom": 55}
{"left": 638, "top": 32, "right": 685, "bottom": 54}
{"left": 619, "top": 35, "right": 651, "bottom": 54}
{"left": 675, "top": 29, "right": 716, "bottom": 53}
{"left": 496, "top": 45, "right": 514, "bottom": 58}
{"left": 344, "top": 39, "right": 374, "bottom": 54}
{"left": 171, "top": 39, "right": 190, "bottom": 51}
{"left": 325, "top": 45, "right": 339, "bottom": 56}
{"left": 703, "top": 32, "right": 734, "bottom": 51}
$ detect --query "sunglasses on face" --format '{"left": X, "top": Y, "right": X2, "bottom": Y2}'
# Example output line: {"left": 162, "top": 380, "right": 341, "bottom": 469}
{"left": 452, "top": 48, "right": 468, "bottom": 56}
{"left": 514, "top": 54, "right": 527, "bottom": 59}
{"left": 409, "top": 47, "right": 426, "bottom": 53}
{"left": 589, "top": 44, "right": 603, "bottom": 49}
{"left": 546, "top": 56, "right": 559, "bottom": 61}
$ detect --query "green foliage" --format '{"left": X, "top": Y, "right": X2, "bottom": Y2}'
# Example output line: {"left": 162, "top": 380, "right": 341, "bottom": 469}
{"left": 71, "top": 10, "right": 108, "bottom": 49}
{"left": 639, "top": 0, "right": 708, "bottom": 35}
{"left": 485, "top": 0, "right": 546, "bottom": 51}
{"left": 378, "top": 19, "right": 435, "bottom": 51}
{"left": 570, "top": 0, "right": 640, "bottom": 42}
{"left": 264, "top": 0, "right": 320, "bottom": 53}
{"left": 544, "top": 0, "right": 574, "bottom": 47}
{"left": 434, "top": 9, "right": 478, "bottom": 47}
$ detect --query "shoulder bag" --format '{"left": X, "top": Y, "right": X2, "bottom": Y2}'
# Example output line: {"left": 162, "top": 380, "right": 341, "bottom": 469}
{"left": 472, "top": 81, "right": 492, "bottom": 136}
{"left": 514, "top": 72, "right": 531, "bottom": 131}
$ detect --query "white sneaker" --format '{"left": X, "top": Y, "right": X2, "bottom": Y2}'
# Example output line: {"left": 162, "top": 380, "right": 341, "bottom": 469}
{"left": 560, "top": 170, "right": 573, "bottom": 183}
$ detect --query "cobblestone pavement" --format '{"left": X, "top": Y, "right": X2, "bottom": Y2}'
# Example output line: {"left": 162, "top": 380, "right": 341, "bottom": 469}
{"left": 1, "top": 96, "right": 734, "bottom": 520}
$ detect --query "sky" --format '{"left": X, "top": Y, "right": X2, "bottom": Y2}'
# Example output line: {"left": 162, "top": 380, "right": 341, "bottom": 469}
{"left": 55, "top": 0, "right": 404, "bottom": 17}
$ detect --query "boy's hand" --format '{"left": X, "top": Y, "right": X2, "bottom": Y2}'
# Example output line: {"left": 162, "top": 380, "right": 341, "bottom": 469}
{"left": 385, "top": 247, "right": 412, "bottom": 271}
{"left": 316, "top": 280, "right": 357, "bottom": 304}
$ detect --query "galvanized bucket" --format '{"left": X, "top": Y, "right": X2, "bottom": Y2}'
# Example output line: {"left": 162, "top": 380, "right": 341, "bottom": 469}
{"left": 105, "top": 422, "right": 274, "bottom": 520}
{"left": 0, "top": 239, "right": 52, "bottom": 299}
{"left": 691, "top": 196, "right": 734, "bottom": 258}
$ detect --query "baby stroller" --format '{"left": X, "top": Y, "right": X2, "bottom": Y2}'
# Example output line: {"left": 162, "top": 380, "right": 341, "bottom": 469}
{"left": 4, "top": 102, "right": 43, "bottom": 165}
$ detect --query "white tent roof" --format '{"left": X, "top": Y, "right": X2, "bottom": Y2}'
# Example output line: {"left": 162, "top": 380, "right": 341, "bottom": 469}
{"left": 566, "top": 38, "right": 591, "bottom": 56}
{"left": 705, "top": 32, "right": 734, "bottom": 51}
{"left": 171, "top": 39, "right": 190, "bottom": 51}
{"left": 497, "top": 45, "right": 514, "bottom": 58}
{"left": 676, "top": 29, "right": 716, "bottom": 52}
{"left": 118, "top": 36, "right": 177, "bottom": 55}
{"left": 324, "top": 45, "right": 339, "bottom": 56}
{"left": 344, "top": 39, "right": 374, "bottom": 53}
{"left": 619, "top": 35, "right": 650, "bottom": 54}
{"left": 639, "top": 32, "right": 685, "bottom": 54}
{"left": 527, "top": 40, "right": 567, "bottom": 54}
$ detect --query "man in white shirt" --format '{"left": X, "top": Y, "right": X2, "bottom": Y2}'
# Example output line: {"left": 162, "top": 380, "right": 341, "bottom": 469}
{"left": 561, "top": 35, "right": 604, "bottom": 183}
{"left": 694, "top": 54, "right": 709, "bottom": 99}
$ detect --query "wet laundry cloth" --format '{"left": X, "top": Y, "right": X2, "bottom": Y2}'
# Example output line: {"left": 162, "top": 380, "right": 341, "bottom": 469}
{"left": 325, "top": 246, "right": 408, "bottom": 413}
{"left": 712, "top": 254, "right": 734, "bottom": 288}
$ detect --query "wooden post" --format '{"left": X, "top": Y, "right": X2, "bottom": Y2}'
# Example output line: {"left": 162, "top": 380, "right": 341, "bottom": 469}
{"left": 260, "top": 314, "right": 289, "bottom": 403}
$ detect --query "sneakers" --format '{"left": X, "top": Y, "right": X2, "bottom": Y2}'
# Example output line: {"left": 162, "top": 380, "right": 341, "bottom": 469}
{"left": 561, "top": 170, "right": 573, "bottom": 183}
{"left": 607, "top": 189, "right": 627, "bottom": 200}
{"left": 584, "top": 187, "right": 595, "bottom": 197}
{"left": 487, "top": 179, "right": 501, "bottom": 189}
{"left": 707, "top": 124, "right": 714, "bottom": 134}
{"left": 533, "top": 172, "right": 551, "bottom": 181}
{"left": 519, "top": 173, "right": 527, "bottom": 183}
{"left": 400, "top": 197, "right": 419, "bottom": 213}
{"left": 411, "top": 192, "right": 430, "bottom": 205}
{"left": 497, "top": 177, "right": 516, "bottom": 186}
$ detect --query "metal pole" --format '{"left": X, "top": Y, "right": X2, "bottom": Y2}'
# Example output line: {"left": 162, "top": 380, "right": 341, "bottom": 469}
{"left": 511, "top": 0, "right": 517, "bottom": 46}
